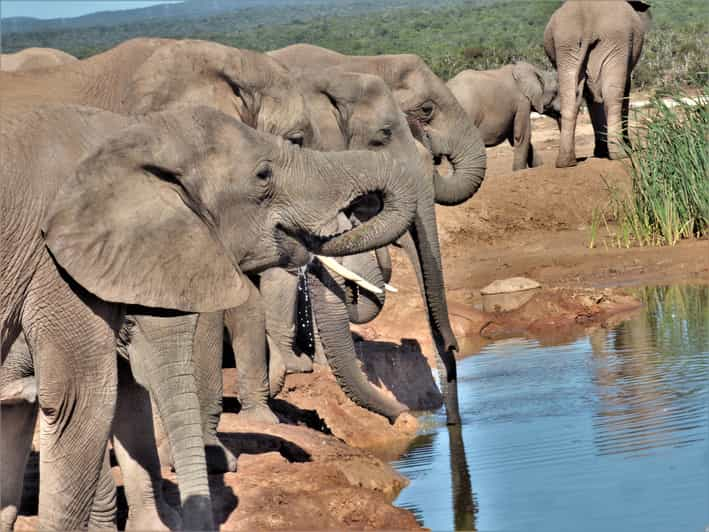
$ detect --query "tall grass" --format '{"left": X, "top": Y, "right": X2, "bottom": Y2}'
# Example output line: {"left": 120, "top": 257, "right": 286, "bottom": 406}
{"left": 609, "top": 91, "right": 709, "bottom": 247}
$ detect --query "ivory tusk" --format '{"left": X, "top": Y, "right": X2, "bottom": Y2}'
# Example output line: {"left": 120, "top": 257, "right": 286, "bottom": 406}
{"left": 315, "top": 255, "right": 384, "bottom": 295}
{"left": 384, "top": 283, "right": 398, "bottom": 293}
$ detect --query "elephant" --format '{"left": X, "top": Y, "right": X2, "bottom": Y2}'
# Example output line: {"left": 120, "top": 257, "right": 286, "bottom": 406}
{"left": 0, "top": 103, "right": 416, "bottom": 531}
{"left": 543, "top": 0, "right": 652, "bottom": 167}
{"left": 186, "top": 66, "right": 457, "bottom": 442}
{"left": 0, "top": 47, "right": 77, "bottom": 72}
{"left": 0, "top": 36, "right": 317, "bottom": 477}
{"left": 269, "top": 44, "right": 490, "bottom": 424}
{"left": 447, "top": 62, "right": 560, "bottom": 171}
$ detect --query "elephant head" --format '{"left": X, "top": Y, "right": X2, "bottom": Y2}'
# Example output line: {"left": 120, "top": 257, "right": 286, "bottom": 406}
{"left": 43, "top": 106, "right": 417, "bottom": 313}
{"left": 511, "top": 61, "right": 560, "bottom": 119}
{"left": 262, "top": 67, "right": 459, "bottom": 422}
{"left": 269, "top": 44, "right": 487, "bottom": 207}
{"left": 124, "top": 39, "right": 317, "bottom": 147}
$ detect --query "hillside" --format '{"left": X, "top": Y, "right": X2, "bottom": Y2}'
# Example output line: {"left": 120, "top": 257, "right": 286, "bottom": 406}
{"left": 2, "top": 0, "right": 706, "bottom": 89}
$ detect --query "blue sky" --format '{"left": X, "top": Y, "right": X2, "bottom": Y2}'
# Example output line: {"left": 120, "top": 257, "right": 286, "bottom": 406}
{"left": 1, "top": 1, "right": 182, "bottom": 20}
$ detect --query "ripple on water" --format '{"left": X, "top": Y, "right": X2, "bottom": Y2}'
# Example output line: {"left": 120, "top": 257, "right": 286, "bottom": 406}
{"left": 392, "top": 285, "right": 709, "bottom": 532}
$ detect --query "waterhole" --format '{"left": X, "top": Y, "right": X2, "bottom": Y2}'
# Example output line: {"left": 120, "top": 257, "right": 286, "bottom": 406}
{"left": 392, "top": 285, "right": 709, "bottom": 532}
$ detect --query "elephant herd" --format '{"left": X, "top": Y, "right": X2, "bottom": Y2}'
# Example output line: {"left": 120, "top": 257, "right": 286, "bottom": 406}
{"left": 0, "top": 1, "right": 651, "bottom": 530}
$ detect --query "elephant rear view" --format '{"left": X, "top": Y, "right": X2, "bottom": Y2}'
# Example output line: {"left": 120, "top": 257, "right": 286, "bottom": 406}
{"left": 448, "top": 62, "right": 559, "bottom": 171}
{"left": 544, "top": 0, "right": 652, "bottom": 167}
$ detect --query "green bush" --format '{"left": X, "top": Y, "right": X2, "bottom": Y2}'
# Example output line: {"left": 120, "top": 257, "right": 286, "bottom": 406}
{"left": 610, "top": 91, "right": 708, "bottom": 247}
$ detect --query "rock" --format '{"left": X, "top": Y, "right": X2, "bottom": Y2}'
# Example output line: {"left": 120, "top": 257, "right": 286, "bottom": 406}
{"left": 480, "top": 277, "right": 541, "bottom": 295}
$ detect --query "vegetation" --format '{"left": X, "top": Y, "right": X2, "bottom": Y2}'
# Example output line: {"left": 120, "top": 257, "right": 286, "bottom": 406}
{"left": 3, "top": 0, "right": 706, "bottom": 87}
{"left": 604, "top": 92, "right": 708, "bottom": 248}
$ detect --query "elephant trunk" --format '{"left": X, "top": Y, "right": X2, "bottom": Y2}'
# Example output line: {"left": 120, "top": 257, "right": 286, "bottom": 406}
{"left": 342, "top": 251, "right": 386, "bottom": 324}
{"left": 431, "top": 115, "right": 487, "bottom": 206}
{"left": 309, "top": 150, "right": 417, "bottom": 257}
{"left": 398, "top": 172, "right": 461, "bottom": 424}
{"left": 307, "top": 263, "right": 406, "bottom": 422}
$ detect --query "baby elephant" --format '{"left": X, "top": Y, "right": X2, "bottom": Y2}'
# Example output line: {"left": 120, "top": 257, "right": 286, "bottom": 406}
{"left": 447, "top": 62, "right": 559, "bottom": 171}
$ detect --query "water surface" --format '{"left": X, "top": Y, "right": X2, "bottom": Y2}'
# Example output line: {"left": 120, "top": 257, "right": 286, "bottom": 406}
{"left": 392, "top": 285, "right": 709, "bottom": 532}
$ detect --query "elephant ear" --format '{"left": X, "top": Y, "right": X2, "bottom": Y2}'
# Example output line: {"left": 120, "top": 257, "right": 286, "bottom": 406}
{"left": 512, "top": 63, "right": 545, "bottom": 114}
{"left": 43, "top": 122, "right": 248, "bottom": 313}
{"left": 628, "top": 0, "right": 651, "bottom": 12}
{"left": 304, "top": 68, "right": 353, "bottom": 146}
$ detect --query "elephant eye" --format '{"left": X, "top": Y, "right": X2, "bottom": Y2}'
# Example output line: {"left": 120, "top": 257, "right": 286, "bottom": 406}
{"left": 369, "top": 127, "right": 392, "bottom": 148}
{"left": 420, "top": 102, "right": 435, "bottom": 118}
{"left": 255, "top": 162, "right": 273, "bottom": 181}
{"left": 286, "top": 131, "right": 304, "bottom": 147}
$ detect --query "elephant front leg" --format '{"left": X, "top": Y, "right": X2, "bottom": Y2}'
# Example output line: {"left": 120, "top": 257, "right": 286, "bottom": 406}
{"left": 191, "top": 311, "right": 238, "bottom": 473}
{"left": 511, "top": 105, "right": 533, "bottom": 171}
{"left": 129, "top": 314, "right": 214, "bottom": 532}
{"left": 21, "top": 257, "right": 122, "bottom": 531}
{"left": 112, "top": 357, "right": 180, "bottom": 531}
{"left": 225, "top": 275, "right": 278, "bottom": 424}
{"left": 0, "top": 348, "right": 38, "bottom": 532}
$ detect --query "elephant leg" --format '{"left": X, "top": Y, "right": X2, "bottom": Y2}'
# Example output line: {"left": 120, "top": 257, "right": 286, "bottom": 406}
{"left": 511, "top": 105, "right": 533, "bottom": 171}
{"left": 112, "top": 356, "right": 180, "bottom": 532}
{"left": 585, "top": 88, "right": 609, "bottom": 158}
{"left": 0, "top": 399, "right": 38, "bottom": 532}
{"left": 555, "top": 48, "right": 587, "bottom": 168}
{"left": 604, "top": 71, "right": 631, "bottom": 160}
{"left": 128, "top": 314, "right": 214, "bottom": 532}
{"left": 225, "top": 275, "right": 278, "bottom": 424}
{"left": 190, "top": 311, "right": 237, "bottom": 473}
{"left": 87, "top": 448, "right": 117, "bottom": 531}
{"left": 21, "top": 256, "right": 122, "bottom": 531}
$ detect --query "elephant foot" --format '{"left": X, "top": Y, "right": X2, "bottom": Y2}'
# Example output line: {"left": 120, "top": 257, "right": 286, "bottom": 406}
{"left": 125, "top": 501, "right": 181, "bottom": 532}
{"left": 555, "top": 152, "right": 578, "bottom": 168}
{"left": 593, "top": 144, "right": 610, "bottom": 159}
{"left": 284, "top": 353, "right": 313, "bottom": 374}
{"left": 608, "top": 148, "right": 628, "bottom": 161}
{"left": 239, "top": 403, "right": 279, "bottom": 425}
{"left": 1, "top": 506, "right": 19, "bottom": 532}
{"left": 204, "top": 436, "right": 238, "bottom": 474}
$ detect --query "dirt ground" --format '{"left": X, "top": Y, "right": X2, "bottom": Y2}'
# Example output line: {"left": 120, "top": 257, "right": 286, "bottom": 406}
{"left": 15, "top": 110, "right": 709, "bottom": 531}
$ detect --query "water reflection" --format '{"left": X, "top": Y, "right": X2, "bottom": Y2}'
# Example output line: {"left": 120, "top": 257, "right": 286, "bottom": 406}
{"left": 392, "top": 286, "right": 709, "bottom": 532}
{"left": 591, "top": 285, "right": 709, "bottom": 456}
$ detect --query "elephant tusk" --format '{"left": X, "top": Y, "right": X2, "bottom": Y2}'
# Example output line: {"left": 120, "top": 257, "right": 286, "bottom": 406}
{"left": 315, "top": 255, "right": 383, "bottom": 295}
{"left": 384, "top": 283, "right": 398, "bottom": 293}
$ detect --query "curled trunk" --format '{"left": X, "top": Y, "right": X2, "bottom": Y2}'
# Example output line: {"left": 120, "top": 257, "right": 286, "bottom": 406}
{"left": 430, "top": 114, "right": 487, "bottom": 206}
{"left": 342, "top": 251, "right": 386, "bottom": 324}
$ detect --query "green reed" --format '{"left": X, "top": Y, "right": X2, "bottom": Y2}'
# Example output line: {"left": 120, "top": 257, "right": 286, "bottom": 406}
{"left": 610, "top": 91, "right": 708, "bottom": 247}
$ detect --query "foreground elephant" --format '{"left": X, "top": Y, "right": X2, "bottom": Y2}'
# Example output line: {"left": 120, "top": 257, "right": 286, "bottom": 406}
{"left": 544, "top": 0, "right": 652, "bottom": 167}
{"left": 1, "top": 36, "right": 315, "bottom": 476}
{"left": 0, "top": 47, "right": 77, "bottom": 71}
{"left": 0, "top": 104, "right": 415, "bottom": 531}
{"left": 447, "top": 62, "right": 560, "bottom": 171}
{"left": 270, "top": 44, "right": 489, "bottom": 424}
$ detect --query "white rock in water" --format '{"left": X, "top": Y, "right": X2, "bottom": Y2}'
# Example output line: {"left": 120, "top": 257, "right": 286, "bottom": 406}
{"left": 480, "top": 277, "right": 541, "bottom": 295}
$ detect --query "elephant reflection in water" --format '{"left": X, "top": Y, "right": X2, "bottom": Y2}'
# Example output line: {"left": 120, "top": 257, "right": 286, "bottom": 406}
{"left": 589, "top": 286, "right": 706, "bottom": 456}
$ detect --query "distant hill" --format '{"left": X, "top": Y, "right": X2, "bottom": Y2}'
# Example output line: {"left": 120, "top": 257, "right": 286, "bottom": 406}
{"left": 2, "top": 0, "right": 404, "bottom": 34}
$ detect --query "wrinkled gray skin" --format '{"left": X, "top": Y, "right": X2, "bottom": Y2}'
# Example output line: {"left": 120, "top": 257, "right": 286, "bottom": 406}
{"left": 270, "top": 44, "right": 489, "bottom": 424}
{"left": 0, "top": 47, "right": 77, "bottom": 72}
{"left": 0, "top": 104, "right": 415, "bottom": 531}
{"left": 544, "top": 0, "right": 652, "bottom": 167}
{"left": 447, "top": 62, "right": 560, "bottom": 171}
{"left": 1, "top": 35, "right": 316, "bottom": 504}
{"left": 214, "top": 67, "right": 457, "bottom": 426}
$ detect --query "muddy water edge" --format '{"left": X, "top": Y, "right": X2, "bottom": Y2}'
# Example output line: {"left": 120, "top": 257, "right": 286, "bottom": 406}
{"left": 391, "top": 285, "right": 709, "bottom": 532}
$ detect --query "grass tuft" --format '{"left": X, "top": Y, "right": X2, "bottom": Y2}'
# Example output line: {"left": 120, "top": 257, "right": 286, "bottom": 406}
{"left": 607, "top": 91, "right": 708, "bottom": 247}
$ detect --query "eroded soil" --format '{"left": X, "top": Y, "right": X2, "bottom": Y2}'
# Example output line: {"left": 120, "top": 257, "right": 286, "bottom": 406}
{"left": 15, "top": 110, "right": 708, "bottom": 531}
